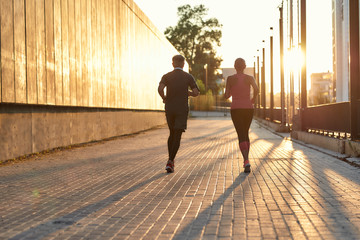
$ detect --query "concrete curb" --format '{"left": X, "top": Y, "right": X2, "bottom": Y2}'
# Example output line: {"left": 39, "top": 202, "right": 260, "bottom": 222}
{"left": 255, "top": 117, "right": 290, "bottom": 133}
{"left": 291, "top": 131, "right": 346, "bottom": 154}
{"left": 291, "top": 130, "right": 360, "bottom": 167}
{"left": 290, "top": 131, "right": 360, "bottom": 158}
{"left": 345, "top": 140, "right": 360, "bottom": 157}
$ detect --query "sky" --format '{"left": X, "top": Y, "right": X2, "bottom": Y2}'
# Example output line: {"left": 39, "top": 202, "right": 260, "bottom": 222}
{"left": 134, "top": 0, "right": 334, "bottom": 93}
{"left": 134, "top": 0, "right": 282, "bottom": 68}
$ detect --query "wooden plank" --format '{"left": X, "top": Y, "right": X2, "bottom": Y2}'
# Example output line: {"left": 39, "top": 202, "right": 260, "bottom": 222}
{"left": 87, "top": 0, "right": 92, "bottom": 106}
{"left": 134, "top": 15, "right": 140, "bottom": 108}
{"left": 96, "top": 0, "right": 102, "bottom": 107}
{"left": 91, "top": 0, "right": 97, "bottom": 107}
{"left": 137, "top": 19, "right": 143, "bottom": 108}
{"left": 100, "top": 0, "right": 105, "bottom": 107}
{"left": 61, "top": 0, "right": 70, "bottom": 105}
{"left": 14, "top": 0, "right": 26, "bottom": 103}
{"left": 115, "top": 0, "right": 121, "bottom": 108}
{"left": 75, "top": 0, "right": 82, "bottom": 106}
{"left": 122, "top": 2, "right": 128, "bottom": 109}
{"left": 25, "top": 0, "right": 37, "bottom": 104}
{"left": 120, "top": 0, "right": 126, "bottom": 108}
{"left": 128, "top": 5, "right": 133, "bottom": 109}
{"left": 54, "top": 0, "right": 63, "bottom": 105}
{"left": 130, "top": 8, "right": 135, "bottom": 108}
{"left": 35, "top": 0, "right": 46, "bottom": 104}
{"left": 81, "top": 0, "right": 88, "bottom": 106}
{"left": 109, "top": 0, "right": 114, "bottom": 108}
{"left": 68, "top": 0, "right": 76, "bottom": 105}
{"left": 1, "top": 0, "right": 15, "bottom": 102}
{"left": 45, "top": 0, "right": 55, "bottom": 104}
{"left": 92, "top": 0, "right": 98, "bottom": 107}
{"left": 107, "top": 0, "right": 111, "bottom": 108}
{"left": 101, "top": 1, "right": 109, "bottom": 107}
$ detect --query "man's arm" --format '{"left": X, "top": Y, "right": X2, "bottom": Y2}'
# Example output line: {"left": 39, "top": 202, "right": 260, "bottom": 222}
{"left": 158, "top": 83, "right": 166, "bottom": 103}
{"left": 188, "top": 76, "right": 200, "bottom": 97}
{"left": 188, "top": 88, "right": 200, "bottom": 97}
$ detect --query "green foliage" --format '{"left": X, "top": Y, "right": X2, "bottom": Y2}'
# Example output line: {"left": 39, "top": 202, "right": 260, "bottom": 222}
{"left": 189, "top": 94, "right": 215, "bottom": 111}
{"left": 165, "top": 4, "right": 223, "bottom": 93}
{"left": 204, "top": 90, "right": 214, "bottom": 110}
{"left": 206, "top": 89, "right": 213, "bottom": 97}
{"left": 196, "top": 79, "right": 206, "bottom": 94}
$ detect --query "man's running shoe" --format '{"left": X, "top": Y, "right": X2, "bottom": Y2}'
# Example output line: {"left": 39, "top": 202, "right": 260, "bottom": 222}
{"left": 244, "top": 160, "right": 251, "bottom": 173}
{"left": 165, "top": 160, "right": 174, "bottom": 173}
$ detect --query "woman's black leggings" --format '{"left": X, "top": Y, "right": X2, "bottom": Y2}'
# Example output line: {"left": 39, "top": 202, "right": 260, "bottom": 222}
{"left": 230, "top": 108, "right": 254, "bottom": 147}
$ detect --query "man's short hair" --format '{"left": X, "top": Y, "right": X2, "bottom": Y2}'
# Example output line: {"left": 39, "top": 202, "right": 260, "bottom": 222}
{"left": 172, "top": 55, "right": 185, "bottom": 67}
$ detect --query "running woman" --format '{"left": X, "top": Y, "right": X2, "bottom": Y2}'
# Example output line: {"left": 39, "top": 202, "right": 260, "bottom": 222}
{"left": 224, "top": 58, "right": 259, "bottom": 173}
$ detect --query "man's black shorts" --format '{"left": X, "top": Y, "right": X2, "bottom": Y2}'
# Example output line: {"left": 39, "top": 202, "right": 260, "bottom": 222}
{"left": 165, "top": 111, "right": 188, "bottom": 131}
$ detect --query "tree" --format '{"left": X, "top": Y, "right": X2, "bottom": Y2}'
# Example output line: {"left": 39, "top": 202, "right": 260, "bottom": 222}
{"left": 196, "top": 79, "right": 205, "bottom": 94}
{"left": 164, "top": 4, "right": 222, "bottom": 93}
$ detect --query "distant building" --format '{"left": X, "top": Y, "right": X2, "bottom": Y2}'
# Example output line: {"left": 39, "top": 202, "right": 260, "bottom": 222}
{"left": 221, "top": 67, "right": 256, "bottom": 97}
{"left": 221, "top": 67, "right": 255, "bottom": 80}
{"left": 309, "top": 72, "right": 334, "bottom": 106}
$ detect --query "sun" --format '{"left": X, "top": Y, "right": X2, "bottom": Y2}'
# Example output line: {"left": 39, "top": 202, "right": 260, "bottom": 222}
{"left": 286, "top": 46, "right": 305, "bottom": 73}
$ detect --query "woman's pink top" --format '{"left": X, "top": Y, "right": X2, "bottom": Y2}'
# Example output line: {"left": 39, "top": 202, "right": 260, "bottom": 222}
{"left": 230, "top": 74, "right": 253, "bottom": 109}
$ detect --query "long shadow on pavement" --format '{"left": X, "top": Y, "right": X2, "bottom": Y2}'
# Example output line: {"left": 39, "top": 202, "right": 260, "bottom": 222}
{"left": 174, "top": 124, "right": 360, "bottom": 239}
{"left": 251, "top": 128, "right": 360, "bottom": 239}
{"left": 8, "top": 172, "right": 166, "bottom": 240}
{"left": 172, "top": 172, "right": 249, "bottom": 240}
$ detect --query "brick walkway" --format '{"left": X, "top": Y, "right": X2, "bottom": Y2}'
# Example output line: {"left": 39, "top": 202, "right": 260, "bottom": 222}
{"left": 0, "top": 117, "right": 359, "bottom": 240}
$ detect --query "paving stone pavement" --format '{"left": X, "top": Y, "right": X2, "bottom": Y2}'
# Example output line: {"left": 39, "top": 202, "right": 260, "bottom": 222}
{"left": 0, "top": 117, "right": 360, "bottom": 240}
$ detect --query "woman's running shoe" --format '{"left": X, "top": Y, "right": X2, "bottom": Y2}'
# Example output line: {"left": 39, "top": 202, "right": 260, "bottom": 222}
{"left": 244, "top": 160, "right": 251, "bottom": 173}
{"left": 165, "top": 160, "right": 174, "bottom": 173}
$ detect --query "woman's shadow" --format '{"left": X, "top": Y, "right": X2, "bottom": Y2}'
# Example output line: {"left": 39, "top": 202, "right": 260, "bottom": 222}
{"left": 173, "top": 172, "right": 250, "bottom": 240}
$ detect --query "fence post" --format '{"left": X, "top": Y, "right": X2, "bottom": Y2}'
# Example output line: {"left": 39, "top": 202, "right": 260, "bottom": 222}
{"left": 300, "top": 0, "right": 307, "bottom": 131}
{"left": 279, "top": 4, "right": 286, "bottom": 129}
{"left": 262, "top": 41, "right": 266, "bottom": 119}
{"left": 270, "top": 27, "right": 274, "bottom": 122}
{"left": 256, "top": 52, "right": 260, "bottom": 114}
{"left": 349, "top": 0, "right": 360, "bottom": 140}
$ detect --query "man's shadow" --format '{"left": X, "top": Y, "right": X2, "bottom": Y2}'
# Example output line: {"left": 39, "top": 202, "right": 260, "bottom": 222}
{"left": 8, "top": 172, "right": 166, "bottom": 240}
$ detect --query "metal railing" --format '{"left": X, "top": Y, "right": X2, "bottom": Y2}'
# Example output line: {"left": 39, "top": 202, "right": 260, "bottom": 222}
{"left": 255, "top": 107, "right": 286, "bottom": 124}
{"left": 301, "top": 102, "right": 355, "bottom": 139}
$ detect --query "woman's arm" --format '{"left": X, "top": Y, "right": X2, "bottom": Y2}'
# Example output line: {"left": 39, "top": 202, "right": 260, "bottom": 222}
{"left": 249, "top": 76, "right": 259, "bottom": 103}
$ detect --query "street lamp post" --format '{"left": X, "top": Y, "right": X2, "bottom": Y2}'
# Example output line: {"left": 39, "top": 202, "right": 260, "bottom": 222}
{"left": 204, "top": 63, "right": 208, "bottom": 115}
{"left": 300, "top": 0, "right": 307, "bottom": 131}
{"left": 270, "top": 27, "right": 274, "bottom": 122}
{"left": 257, "top": 50, "right": 260, "bottom": 112}
{"left": 204, "top": 63, "right": 208, "bottom": 93}
{"left": 253, "top": 57, "right": 257, "bottom": 112}
{"left": 279, "top": 4, "right": 286, "bottom": 130}
{"left": 261, "top": 40, "right": 266, "bottom": 119}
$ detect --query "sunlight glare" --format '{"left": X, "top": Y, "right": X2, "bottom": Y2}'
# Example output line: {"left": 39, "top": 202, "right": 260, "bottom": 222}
{"left": 286, "top": 46, "right": 305, "bottom": 73}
